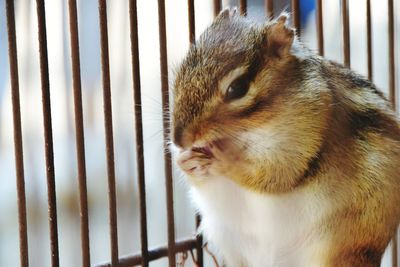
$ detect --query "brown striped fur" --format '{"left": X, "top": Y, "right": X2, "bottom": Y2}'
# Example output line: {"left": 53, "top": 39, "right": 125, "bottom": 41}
{"left": 172, "top": 10, "right": 400, "bottom": 266}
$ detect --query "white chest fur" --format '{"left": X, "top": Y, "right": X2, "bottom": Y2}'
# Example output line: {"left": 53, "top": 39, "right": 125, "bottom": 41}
{"left": 190, "top": 177, "right": 326, "bottom": 267}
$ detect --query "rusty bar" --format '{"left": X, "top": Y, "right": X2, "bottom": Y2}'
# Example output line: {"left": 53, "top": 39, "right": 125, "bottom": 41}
{"left": 389, "top": 0, "right": 397, "bottom": 259}
{"left": 94, "top": 238, "right": 198, "bottom": 267}
{"left": 188, "top": 0, "right": 195, "bottom": 43}
{"left": 291, "top": 0, "right": 300, "bottom": 35}
{"left": 316, "top": 0, "right": 324, "bottom": 56}
{"left": 392, "top": 231, "right": 398, "bottom": 267}
{"left": 35, "top": 0, "right": 60, "bottom": 265}
{"left": 128, "top": 0, "right": 149, "bottom": 266}
{"left": 67, "top": 0, "right": 91, "bottom": 266}
{"left": 366, "top": 0, "right": 372, "bottom": 80}
{"left": 388, "top": 0, "right": 397, "bottom": 263}
{"left": 5, "top": 0, "right": 29, "bottom": 266}
{"left": 265, "top": 0, "right": 273, "bottom": 19}
{"left": 187, "top": 3, "right": 203, "bottom": 265}
{"left": 213, "top": 0, "right": 221, "bottom": 17}
{"left": 239, "top": 0, "right": 247, "bottom": 15}
{"left": 195, "top": 214, "right": 203, "bottom": 267}
{"left": 157, "top": 0, "right": 176, "bottom": 266}
{"left": 341, "top": 0, "right": 350, "bottom": 67}
{"left": 388, "top": 0, "right": 395, "bottom": 109}
{"left": 98, "top": 0, "right": 119, "bottom": 265}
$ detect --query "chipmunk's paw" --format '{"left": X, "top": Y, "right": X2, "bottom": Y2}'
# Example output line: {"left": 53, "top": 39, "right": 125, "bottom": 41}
{"left": 177, "top": 150, "right": 214, "bottom": 179}
{"left": 177, "top": 140, "right": 242, "bottom": 180}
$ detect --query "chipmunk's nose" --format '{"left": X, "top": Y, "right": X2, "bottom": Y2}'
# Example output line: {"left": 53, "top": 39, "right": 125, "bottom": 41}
{"left": 173, "top": 123, "right": 184, "bottom": 147}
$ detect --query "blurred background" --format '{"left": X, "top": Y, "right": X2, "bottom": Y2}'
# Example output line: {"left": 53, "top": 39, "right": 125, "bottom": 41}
{"left": 0, "top": 0, "right": 399, "bottom": 266}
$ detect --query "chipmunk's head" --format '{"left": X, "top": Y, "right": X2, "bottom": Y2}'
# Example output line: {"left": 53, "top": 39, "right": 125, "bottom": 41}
{"left": 172, "top": 9, "right": 331, "bottom": 192}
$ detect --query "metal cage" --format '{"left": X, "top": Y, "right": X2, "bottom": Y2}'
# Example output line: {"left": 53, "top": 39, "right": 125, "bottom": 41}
{"left": 4, "top": 0, "right": 398, "bottom": 266}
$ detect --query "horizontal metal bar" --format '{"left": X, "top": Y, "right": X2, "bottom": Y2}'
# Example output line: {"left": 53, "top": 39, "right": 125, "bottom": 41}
{"left": 94, "top": 238, "right": 198, "bottom": 267}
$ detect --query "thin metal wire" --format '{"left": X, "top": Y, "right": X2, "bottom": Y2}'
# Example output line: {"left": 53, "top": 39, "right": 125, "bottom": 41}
{"left": 393, "top": 232, "right": 398, "bottom": 267}
{"left": 6, "top": 0, "right": 29, "bottom": 266}
{"left": 187, "top": 2, "right": 204, "bottom": 265}
{"left": 35, "top": 0, "right": 60, "bottom": 265}
{"left": 265, "top": 0, "right": 273, "bottom": 19}
{"left": 366, "top": 0, "right": 372, "bottom": 80}
{"left": 213, "top": 0, "right": 221, "bottom": 17}
{"left": 128, "top": 0, "right": 149, "bottom": 266}
{"left": 195, "top": 215, "right": 203, "bottom": 267}
{"left": 388, "top": 0, "right": 398, "bottom": 260}
{"left": 188, "top": 0, "right": 195, "bottom": 44}
{"left": 341, "top": 0, "right": 350, "bottom": 67}
{"left": 157, "top": 0, "right": 176, "bottom": 266}
{"left": 291, "top": 0, "right": 300, "bottom": 35}
{"left": 316, "top": 0, "right": 324, "bottom": 56}
{"left": 388, "top": 0, "right": 396, "bottom": 109}
{"left": 94, "top": 238, "right": 198, "bottom": 267}
{"left": 98, "top": 0, "right": 119, "bottom": 265}
{"left": 67, "top": 0, "right": 91, "bottom": 266}
{"left": 239, "top": 0, "right": 247, "bottom": 15}
{"left": 388, "top": 0, "right": 397, "bottom": 260}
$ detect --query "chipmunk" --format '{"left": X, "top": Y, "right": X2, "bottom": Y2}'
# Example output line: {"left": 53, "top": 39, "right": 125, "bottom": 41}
{"left": 172, "top": 9, "right": 400, "bottom": 267}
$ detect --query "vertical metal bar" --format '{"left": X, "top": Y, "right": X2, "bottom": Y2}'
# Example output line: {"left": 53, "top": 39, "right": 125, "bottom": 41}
{"left": 35, "top": 0, "right": 60, "bottom": 265}
{"left": 187, "top": 2, "right": 204, "bottom": 266}
{"left": 195, "top": 216, "right": 203, "bottom": 267}
{"left": 5, "top": 1, "right": 29, "bottom": 266}
{"left": 67, "top": 0, "right": 91, "bottom": 266}
{"left": 316, "top": 0, "right": 324, "bottom": 56}
{"left": 98, "top": 0, "right": 119, "bottom": 265}
{"left": 392, "top": 232, "right": 398, "bottom": 267}
{"left": 341, "top": 0, "right": 350, "bottom": 67}
{"left": 366, "top": 0, "right": 372, "bottom": 80}
{"left": 157, "top": 0, "right": 176, "bottom": 266}
{"left": 128, "top": 0, "right": 149, "bottom": 266}
{"left": 188, "top": 0, "right": 195, "bottom": 44}
{"left": 213, "top": 0, "right": 221, "bottom": 17}
{"left": 265, "top": 0, "right": 273, "bottom": 19}
{"left": 239, "top": 0, "right": 247, "bottom": 15}
{"left": 388, "top": 0, "right": 397, "bottom": 264}
{"left": 291, "top": 0, "right": 300, "bottom": 35}
{"left": 388, "top": 0, "right": 397, "bottom": 260}
{"left": 388, "top": 0, "right": 395, "bottom": 109}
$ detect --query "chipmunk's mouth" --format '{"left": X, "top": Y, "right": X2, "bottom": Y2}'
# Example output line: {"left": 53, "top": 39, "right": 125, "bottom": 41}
{"left": 191, "top": 138, "right": 229, "bottom": 158}
{"left": 192, "top": 146, "right": 213, "bottom": 157}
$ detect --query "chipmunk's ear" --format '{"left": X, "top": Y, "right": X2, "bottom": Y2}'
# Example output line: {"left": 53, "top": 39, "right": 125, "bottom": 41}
{"left": 215, "top": 7, "right": 239, "bottom": 21}
{"left": 264, "top": 14, "right": 295, "bottom": 57}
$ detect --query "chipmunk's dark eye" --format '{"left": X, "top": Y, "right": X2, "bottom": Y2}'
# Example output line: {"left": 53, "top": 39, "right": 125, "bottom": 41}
{"left": 224, "top": 75, "right": 249, "bottom": 101}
